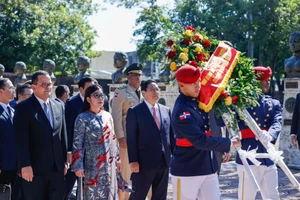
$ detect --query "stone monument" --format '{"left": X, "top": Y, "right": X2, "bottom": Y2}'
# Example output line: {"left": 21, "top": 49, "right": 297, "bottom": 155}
{"left": 74, "top": 56, "right": 91, "bottom": 84}
{"left": 279, "top": 31, "right": 300, "bottom": 168}
{"left": 14, "top": 61, "right": 27, "bottom": 85}
{"left": 111, "top": 52, "right": 128, "bottom": 83}
{"left": 0, "top": 64, "right": 5, "bottom": 78}
{"left": 43, "top": 59, "right": 56, "bottom": 85}
{"left": 285, "top": 32, "right": 300, "bottom": 78}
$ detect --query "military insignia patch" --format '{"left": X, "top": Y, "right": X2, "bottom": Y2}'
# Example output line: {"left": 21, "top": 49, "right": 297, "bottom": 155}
{"left": 179, "top": 112, "right": 191, "bottom": 120}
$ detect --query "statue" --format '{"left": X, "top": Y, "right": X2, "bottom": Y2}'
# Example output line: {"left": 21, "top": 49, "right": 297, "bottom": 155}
{"left": 43, "top": 59, "right": 56, "bottom": 85}
{"left": 111, "top": 52, "right": 128, "bottom": 83}
{"left": 285, "top": 32, "right": 300, "bottom": 77}
{"left": 74, "top": 56, "right": 91, "bottom": 84}
{"left": 14, "top": 61, "right": 27, "bottom": 85}
{"left": 0, "top": 64, "right": 5, "bottom": 78}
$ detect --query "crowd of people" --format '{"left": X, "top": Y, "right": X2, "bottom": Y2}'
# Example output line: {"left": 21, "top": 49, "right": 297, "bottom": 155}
{"left": 0, "top": 62, "right": 290, "bottom": 200}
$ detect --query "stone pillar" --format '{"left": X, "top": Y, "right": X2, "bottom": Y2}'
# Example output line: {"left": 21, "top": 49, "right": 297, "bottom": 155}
{"left": 279, "top": 78, "right": 300, "bottom": 168}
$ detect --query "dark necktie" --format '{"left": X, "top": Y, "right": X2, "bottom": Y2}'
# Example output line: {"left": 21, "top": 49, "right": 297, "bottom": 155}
{"left": 135, "top": 90, "right": 140, "bottom": 100}
{"left": 7, "top": 106, "right": 13, "bottom": 121}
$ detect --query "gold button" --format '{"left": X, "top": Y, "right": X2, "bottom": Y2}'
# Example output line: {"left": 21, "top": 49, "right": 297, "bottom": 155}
{"left": 264, "top": 119, "right": 267, "bottom": 122}
{"left": 264, "top": 125, "right": 267, "bottom": 127}
{"left": 253, "top": 112, "right": 256, "bottom": 115}
{"left": 267, "top": 114, "right": 270, "bottom": 117}
{"left": 256, "top": 118, "right": 259, "bottom": 121}
{"left": 268, "top": 108, "right": 272, "bottom": 111}
{"left": 258, "top": 123, "right": 261, "bottom": 127}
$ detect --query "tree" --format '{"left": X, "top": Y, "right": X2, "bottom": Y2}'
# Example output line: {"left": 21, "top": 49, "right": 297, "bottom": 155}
{"left": 0, "top": 0, "right": 100, "bottom": 75}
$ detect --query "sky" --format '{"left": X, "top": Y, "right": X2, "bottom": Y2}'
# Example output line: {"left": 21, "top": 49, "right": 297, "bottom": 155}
{"left": 89, "top": 0, "right": 173, "bottom": 52}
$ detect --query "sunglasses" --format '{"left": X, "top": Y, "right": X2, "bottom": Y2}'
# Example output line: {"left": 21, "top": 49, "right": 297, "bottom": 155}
{"left": 36, "top": 82, "right": 52, "bottom": 88}
{"left": 92, "top": 93, "right": 104, "bottom": 99}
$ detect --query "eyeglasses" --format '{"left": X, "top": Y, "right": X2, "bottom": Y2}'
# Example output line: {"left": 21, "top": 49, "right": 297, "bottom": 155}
{"left": 92, "top": 93, "right": 104, "bottom": 99}
{"left": 148, "top": 88, "right": 160, "bottom": 92}
{"left": 6, "top": 86, "right": 15, "bottom": 91}
{"left": 36, "top": 82, "right": 52, "bottom": 88}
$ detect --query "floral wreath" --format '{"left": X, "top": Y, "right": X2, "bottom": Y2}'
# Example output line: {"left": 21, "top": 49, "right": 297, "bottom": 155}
{"left": 165, "top": 25, "right": 262, "bottom": 129}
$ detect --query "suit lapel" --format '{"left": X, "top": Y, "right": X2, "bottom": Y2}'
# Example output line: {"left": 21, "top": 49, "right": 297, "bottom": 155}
{"left": 31, "top": 95, "right": 52, "bottom": 129}
{"left": 50, "top": 99, "right": 59, "bottom": 129}
{"left": 0, "top": 106, "right": 12, "bottom": 125}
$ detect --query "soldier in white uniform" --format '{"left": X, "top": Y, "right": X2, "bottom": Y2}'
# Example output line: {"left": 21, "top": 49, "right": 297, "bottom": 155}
{"left": 111, "top": 63, "right": 143, "bottom": 200}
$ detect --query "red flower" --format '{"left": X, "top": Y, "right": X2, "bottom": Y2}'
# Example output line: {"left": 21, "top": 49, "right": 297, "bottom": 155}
{"left": 203, "top": 39, "right": 211, "bottom": 48}
{"left": 166, "top": 40, "right": 174, "bottom": 47}
{"left": 193, "top": 35, "right": 202, "bottom": 41}
{"left": 232, "top": 96, "right": 238, "bottom": 104}
{"left": 181, "top": 39, "right": 192, "bottom": 46}
{"left": 196, "top": 52, "right": 206, "bottom": 61}
{"left": 220, "top": 92, "right": 228, "bottom": 99}
{"left": 186, "top": 26, "right": 196, "bottom": 32}
{"left": 188, "top": 60, "right": 199, "bottom": 67}
{"left": 167, "top": 50, "right": 176, "bottom": 59}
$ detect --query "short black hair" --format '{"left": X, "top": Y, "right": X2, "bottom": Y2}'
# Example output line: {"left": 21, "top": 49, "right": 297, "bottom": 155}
{"left": 77, "top": 77, "right": 97, "bottom": 89}
{"left": 141, "top": 80, "right": 155, "bottom": 91}
{"left": 16, "top": 83, "right": 31, "bottom": 100}
{"left": 31, "top": 70, "right": 49, "bottom": 85}
{"left": 55, "top": 85, "right": 69, "bottom": 98}
{"left": 0, "top": 78, "right": 10, "bottom": 90}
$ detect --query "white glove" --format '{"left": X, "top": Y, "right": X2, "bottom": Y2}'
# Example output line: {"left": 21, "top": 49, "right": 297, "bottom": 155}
{"left": 257, "top": 130, "right": 273, "bottom": 144}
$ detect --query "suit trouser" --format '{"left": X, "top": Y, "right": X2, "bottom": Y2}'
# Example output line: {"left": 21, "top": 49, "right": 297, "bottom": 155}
{"left": 64, "top": 168, "right": 77, "bottom": 199}
{"left": 22, "top": 170, "right": 65, "bottom": 200}
{"left": 171, "top": 173, "right": 220, "bottom": 200}
{"left": 129, "top": 155, "right": 168, "bottom": 200}
{"left": 237, "top": 164, "right": 280, "bottom": 200}
{"left": 0, "top": 170, "right": 21, "bottom": 200}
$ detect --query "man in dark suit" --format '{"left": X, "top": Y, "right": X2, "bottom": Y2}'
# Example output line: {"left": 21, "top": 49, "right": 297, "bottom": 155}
{"left": 126, "top": 80, "right": 175, "bottom": 200}
{"left": 64, "top": 77, "right": 95, "bottom": 199}
{"left": 0, "top": 78, "right": 17, "bottom": 199}
{"left": 55, "top": 85, "right": 70, "bottom": 109}
{"left": 14, "top": 71, "right": 68, "bottom": 200}
{"left": 291, "top": 93, "right": 300, "bottom": 148}
{"left": 10, "top": 82, "right": 33, "bottom": 109}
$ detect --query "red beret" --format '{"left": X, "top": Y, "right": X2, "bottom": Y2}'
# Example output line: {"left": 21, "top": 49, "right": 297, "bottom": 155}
{"left": 175, "top": 65, "right": 201, "bottom": 84}
{"left": 253, "top": 66, "right": 272, "bottom": 81}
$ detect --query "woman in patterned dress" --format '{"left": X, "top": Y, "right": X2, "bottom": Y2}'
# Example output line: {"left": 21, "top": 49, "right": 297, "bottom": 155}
{"left": 72, "top": 84, "right": 121, "bottom": 200}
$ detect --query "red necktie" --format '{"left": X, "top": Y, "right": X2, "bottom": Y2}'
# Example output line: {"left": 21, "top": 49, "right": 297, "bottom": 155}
{"left": 152, "top": 107, "right": 160, "bottom": 130}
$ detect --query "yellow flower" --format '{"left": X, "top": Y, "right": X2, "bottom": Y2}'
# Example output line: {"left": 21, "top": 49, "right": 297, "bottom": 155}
{"left": 179, "top": 53, "right": 189, "bottom": 62}
{"left": 205, "top": 52, "right": 210, "bottom": 58}
{"left": 170, "top": 62, "right": 177, "bottom": 71}
{"left": 225, "top": 96, "right": 232, "bottom": 106}
{"left": 184, "top": 30, "right": 192, "bottom": 37}
{"left": 183, "top": 48, "right": 189, "bottom": 53}
{"left": 194, "top": 44, "right": 203, "bottom": 53}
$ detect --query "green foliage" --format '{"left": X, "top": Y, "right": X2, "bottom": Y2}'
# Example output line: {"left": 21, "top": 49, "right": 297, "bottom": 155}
{"left": 0, "top": 0, "right": 100, "bottom": 75}
{"left": 214, "top": 55, "right": 262, "bottom": 124}
{"left": 133, "top": 4, "right": 172, "bottom": 62}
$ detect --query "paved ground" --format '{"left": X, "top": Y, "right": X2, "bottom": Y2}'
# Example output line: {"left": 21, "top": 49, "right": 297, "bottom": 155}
{"left": 167, "top": 161, "right": 300, "bottom": 200}
{"left": 72, "top": 161, "right": 300, "bottom": 199}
